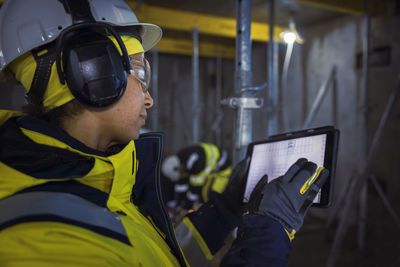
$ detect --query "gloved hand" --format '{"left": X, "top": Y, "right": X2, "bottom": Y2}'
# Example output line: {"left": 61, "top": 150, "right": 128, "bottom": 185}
{"left": 219, "top": 157, "right": 250, "bottom": 217}
{"left": 248, "top": 158, "right": 329, "bottom": 236}
{"left": 184, "top": 157, "right": 251, "bottom": 254}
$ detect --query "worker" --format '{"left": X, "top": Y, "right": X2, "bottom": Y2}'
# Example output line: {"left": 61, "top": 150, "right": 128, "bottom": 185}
{"left": 162, "top": 143, "right": 232, "bottom": 214}
{"left": 0, "top": 0, "right": 329, "bottom": 266}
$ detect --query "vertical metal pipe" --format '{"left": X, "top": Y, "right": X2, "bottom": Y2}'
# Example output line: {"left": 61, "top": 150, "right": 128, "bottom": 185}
{"left": 358, "top": 13, "right": 370, "bottom": 252}
{"left": 192, "top": 28, "right": 200, "bottom": 144}
{"left": 273, "top": 34, "right": 279, "bottom": 132}
{"left": 327, "top": 75, "right": 400, "bottom": 267}
{"left": 267, "top": 0, "right": 278, "bottom": 136}
{"left": 332, "top": 73, "right": 338, "bottom": 126}
{"left": 216, "top": 56, "right": 222, "bottom": 147}
{"left": 234, "top": 0, "right": 253, "bottom": 164}
{"left": 151, "top": 48, "right": 159, "bottom": 131}
{"left": 280, "top": 41, "right": 294, "bottom": 131}
{"left": 171, "top": 61, "right": 179, "bottom": 150}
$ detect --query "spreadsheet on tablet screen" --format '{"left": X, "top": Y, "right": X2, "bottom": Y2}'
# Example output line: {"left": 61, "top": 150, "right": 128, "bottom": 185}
{"left": 243, "top": 134, "right": 326, "bottom": 202}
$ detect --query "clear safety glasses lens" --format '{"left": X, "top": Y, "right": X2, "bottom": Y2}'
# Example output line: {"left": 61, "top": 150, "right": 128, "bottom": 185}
{"left": 129, "top": 57, "right": 151, "bottom": 93}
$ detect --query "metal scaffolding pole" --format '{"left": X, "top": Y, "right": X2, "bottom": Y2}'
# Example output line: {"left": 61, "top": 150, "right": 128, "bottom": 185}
{"left": 192, "top": 28, "right": 200, "bottom": 144}
{"left": 280, "top": 40, "right": 294, "bottom": 132}
{"left": 332, "top": 72, "right": 338, "bottom": 126}
{"left": 214, "top": 56, "right": 223, "bottom": 147}
{"left": 273, "top": 33, "right": 279, "bottom": 133}
{"left": 369, "top": 175, "right": 400, "bottom": 227}
{"left": 302, "top": 66, "right": 337, "bottom": 129}
{"left": 151, "top": 48, "right": 159, "bottom": 131}
{"left": 267, "top": 0, "right": 278, "bottom": 136}
{"left": 221, "top": 0, "right": 263, "bottom": 163}
{"left": 358, "top": 14, "right": 370, "bottom": 251}
{"left": 233, "top": 0, "right": 253, "bottom": 164}
{"left": 326, "top": 78, "right": 400, "bottom": 267}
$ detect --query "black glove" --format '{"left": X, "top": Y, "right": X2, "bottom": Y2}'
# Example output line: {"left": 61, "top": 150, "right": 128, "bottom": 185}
{"left": 219, "top": 157, "right": 250, "bottom": 217}
{"left": 248, "top": 158, "right": 329, "bottom": 233}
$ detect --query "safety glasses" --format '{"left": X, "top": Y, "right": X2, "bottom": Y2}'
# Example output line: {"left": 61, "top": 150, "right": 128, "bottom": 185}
{"left": 129, "top": 56, "right": 151, "bottom": 93}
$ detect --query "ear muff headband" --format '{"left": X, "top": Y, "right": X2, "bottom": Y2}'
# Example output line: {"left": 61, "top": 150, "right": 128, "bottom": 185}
{"left": 55, "top": 22, "right": 132, "bottom": 107}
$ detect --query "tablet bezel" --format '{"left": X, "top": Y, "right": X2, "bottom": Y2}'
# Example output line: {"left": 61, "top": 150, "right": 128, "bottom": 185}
{"left": 244, "top": 126, "right": 339, "bottom": 207}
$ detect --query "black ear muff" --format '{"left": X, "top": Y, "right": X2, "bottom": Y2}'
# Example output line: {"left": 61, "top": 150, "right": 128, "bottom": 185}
{"left": 63, "top": 32, "right": 126, "bottom": 107}
{"left": 55, "top": 23, "right": 131, "bottom": 107}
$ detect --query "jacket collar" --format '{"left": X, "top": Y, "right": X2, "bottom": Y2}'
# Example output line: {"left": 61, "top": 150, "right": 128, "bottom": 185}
{"left": 0, "top": 112, "right": 161, "bottom": 206}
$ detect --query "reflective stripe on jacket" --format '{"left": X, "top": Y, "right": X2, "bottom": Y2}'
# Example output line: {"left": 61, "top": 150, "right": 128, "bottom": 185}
{"left": 189, "top": 143, "right": 220, "bottom": 186}
{"left": 0, "top": 191, "right": 130, "bottom": 244}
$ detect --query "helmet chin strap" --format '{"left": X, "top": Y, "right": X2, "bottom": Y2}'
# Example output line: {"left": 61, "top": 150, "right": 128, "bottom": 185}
{"left": 26, "top": 0, "right": 104, "bottom": 107}
{"left": 26, "top": 43, "right": 57, "bottom": 106}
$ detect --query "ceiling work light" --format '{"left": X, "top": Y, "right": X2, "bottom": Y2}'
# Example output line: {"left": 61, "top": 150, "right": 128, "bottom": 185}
{"left": 283, "top": 31, "right": 296, "bottom": 43}
{"left": 280, "top": 20, "right": 304, "bottom": 44}
{"left": 280, "top": 19, "right": 303, "bottom": 131}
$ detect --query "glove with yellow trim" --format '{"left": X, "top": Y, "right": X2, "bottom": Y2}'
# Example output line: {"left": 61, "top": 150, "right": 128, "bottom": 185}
{"left": 248, "top": 158, "right": 329, "bottom": 237}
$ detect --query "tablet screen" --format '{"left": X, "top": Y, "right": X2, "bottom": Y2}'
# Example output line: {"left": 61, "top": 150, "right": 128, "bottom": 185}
{"left": 243, "top": 133, "right": 327, "bottom": 202}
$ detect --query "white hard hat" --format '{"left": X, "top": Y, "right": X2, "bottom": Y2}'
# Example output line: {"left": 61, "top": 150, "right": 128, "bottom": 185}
{"left": 0, "top": 0, "right": 162, "bottom": 71}
{"left": 162, "top": 155, "right": 181, "bottom": 182}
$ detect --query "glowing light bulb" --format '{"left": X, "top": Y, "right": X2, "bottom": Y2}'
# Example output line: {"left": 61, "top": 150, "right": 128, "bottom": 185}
{"left": 283, "top": 32, "right": 296, "bottom": 44}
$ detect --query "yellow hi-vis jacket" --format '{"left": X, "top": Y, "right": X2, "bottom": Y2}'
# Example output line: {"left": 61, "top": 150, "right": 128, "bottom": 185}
{"left": 0, "top": 110, "right": 188, "bottom": 266}
{"left": 194, "top": 143, "right": 231, "bottom": 202}
{"left": 174, "top": 143, "right": 231, "bottom": 204}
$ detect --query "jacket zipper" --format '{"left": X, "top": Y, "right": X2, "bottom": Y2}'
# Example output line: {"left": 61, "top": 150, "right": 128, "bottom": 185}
{"left": 143, "top": 134, "right": 188, "bottom": 267}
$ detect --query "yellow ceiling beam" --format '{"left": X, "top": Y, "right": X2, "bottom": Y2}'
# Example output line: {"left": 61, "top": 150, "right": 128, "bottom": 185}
{"left": 288, "top": 0, "right": 387, "bottom": 16}
{"left": 127, "top": 1, "right": 286, "bottom": 42}
{"left": 157, "top": 37, "right": 235, "bottom": 59}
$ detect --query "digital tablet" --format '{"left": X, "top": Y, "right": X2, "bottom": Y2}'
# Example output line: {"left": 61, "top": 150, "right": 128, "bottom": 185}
{"left": 243, "top": 126, "right": 339, "bottom": 207}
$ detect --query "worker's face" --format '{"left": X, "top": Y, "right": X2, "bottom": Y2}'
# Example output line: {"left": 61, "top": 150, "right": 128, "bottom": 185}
{"left": 97, "top": 53, "right": 153, "bottom": 146}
